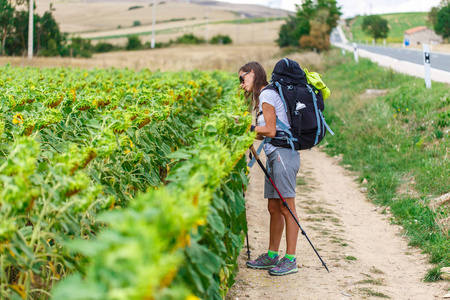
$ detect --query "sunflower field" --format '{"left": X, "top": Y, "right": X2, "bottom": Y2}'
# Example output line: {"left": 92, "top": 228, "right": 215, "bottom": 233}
{"left": 0, "top": 64, "right": 254, "bottom": 300}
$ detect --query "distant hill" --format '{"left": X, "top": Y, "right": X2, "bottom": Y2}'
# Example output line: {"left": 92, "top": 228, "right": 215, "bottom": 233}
{"left": 345, "top": 12, "right": 430, "bottom": 43}
{"left": 33, "top": 0, "right": 290, "bottom": 46}
{"left": 35, "top": 0, "right": 290, "bottom": 34}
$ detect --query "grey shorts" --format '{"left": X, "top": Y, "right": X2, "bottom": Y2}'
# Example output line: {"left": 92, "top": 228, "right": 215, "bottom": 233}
{"left": 264, "top": 148, "right": 300, "bottom": 199}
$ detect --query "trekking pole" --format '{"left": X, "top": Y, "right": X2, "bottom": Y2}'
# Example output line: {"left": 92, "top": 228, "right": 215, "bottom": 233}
{"left": 249, "top": 145, "right": 330, "bottom": 273}
{"left": 242, "top": 185, "right": 251, "bottom": 260}
{"left": 245, "top": 229, "right": 251, "bottom": 260}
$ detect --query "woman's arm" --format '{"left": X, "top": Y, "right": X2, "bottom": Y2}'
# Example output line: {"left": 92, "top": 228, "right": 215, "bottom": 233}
{"left": 254, "top": 102, "right": 276, "bottom": 138}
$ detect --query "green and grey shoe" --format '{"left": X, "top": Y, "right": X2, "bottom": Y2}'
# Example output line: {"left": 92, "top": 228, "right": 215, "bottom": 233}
{"left": 246, "top": 253, "right": 279, "bottom": 270}
{"left": 268, "top": 257, "right": 298, "bottom": 276}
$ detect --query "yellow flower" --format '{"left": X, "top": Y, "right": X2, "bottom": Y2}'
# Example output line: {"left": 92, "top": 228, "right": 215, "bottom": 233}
{"left": 177, "top": 234, "right": 191, "bottom": 248}
{"left": 124, "top": 149, "right": 131, "bottom": 154}
{"left": 186, "top": 295, "right": 201, "bottom": 300}
{"left": 30, "top": 85, "right": 35, "bottom": 90}
{"left": 129, "top": 139, "right": 134, "bottom": 148}
{"left": 394, "top": 114, "right": 397, "bottom": 118}
{"left": 12, "top": 113, "right": 23, "bottom": 125}
{"left": 243, "top": 111, "right": 249, "bottom": 116}
{"left": 192, "top": 194, "right": 199, "bottom": 207}
{"left": 187, "top": 80, "right": 199, "bottom": 88}
{"left": 160, "top": 268, "right": 178, "bottom": 288}
{"left": 194, "top": 219, "right": 206, "bottom": 227}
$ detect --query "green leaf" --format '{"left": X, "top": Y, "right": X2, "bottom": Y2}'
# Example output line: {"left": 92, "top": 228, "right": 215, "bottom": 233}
{"left": 205, "top": 124, "right": 217, "bottom": 133}
{"left": 206, "top": 207, "right": 225, "bottom": 235}
{"left": 51, "top": 274, "right": 106, "bottom": 300}
{"left": 167, "top": 149, "right": 191, "bottom": 160}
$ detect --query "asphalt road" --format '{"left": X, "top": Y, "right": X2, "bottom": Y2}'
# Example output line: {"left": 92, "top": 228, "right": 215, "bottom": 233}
{"left": 330, "top": 28, "right": 450, "bottom": 73}
{"left": 355, "top": 44, "right": 450, "bottom": 73}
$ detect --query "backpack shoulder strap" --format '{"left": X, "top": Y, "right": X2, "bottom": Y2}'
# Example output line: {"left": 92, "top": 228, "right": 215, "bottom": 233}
{"left": 261, "top": 84, "right": 277, "bottom": 93}
{"left": 306, "top": 85, "right": 335, "bottom": 146}
{"left": 262, "top": 83, "right": 288, "bottom": 114}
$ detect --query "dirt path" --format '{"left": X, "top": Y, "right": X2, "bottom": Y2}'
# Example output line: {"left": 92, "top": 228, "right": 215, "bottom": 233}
{"left": 228, "top": 142, "right": 448, "bottom": 299}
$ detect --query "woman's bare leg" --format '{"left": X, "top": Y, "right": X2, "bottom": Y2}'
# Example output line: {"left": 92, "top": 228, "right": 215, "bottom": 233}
{"left": 268, "top": 198, "right": 284, "bottom": 252}
{"left": 280, "top": 197, "right": 299, "bottom": 255}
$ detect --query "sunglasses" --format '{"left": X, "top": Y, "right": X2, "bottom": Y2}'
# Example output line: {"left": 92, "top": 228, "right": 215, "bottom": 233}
{"left": 239, "top": 71, "right": 250, "bottom": 84}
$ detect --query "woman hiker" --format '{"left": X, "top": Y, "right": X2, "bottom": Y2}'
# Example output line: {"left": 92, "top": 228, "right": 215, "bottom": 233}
{"left": 239, "top": 61, "right": 300, "bottom": 276}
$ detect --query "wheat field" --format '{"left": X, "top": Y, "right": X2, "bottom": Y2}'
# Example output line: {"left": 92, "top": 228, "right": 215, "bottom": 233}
{"left": 0, "top": 44, "right": 325, "bottom": 74}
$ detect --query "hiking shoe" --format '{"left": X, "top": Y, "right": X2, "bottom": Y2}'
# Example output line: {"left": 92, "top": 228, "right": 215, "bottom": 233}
{"left": 246, "top": 253, "right": 279, "bottom": 270}
{"left": 268, "top": 257, "right": 298, "bottom": 276}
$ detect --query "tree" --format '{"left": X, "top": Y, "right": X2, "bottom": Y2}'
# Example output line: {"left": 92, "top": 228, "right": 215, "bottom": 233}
{"left": 361, "top": 15, "right": 389, "bottom": 40}
{"left": 299, "top": 9, "right": 331, "bottom": 51}
{"left": 0, "top": 0, "right": 15, "bottom": 55}
{"left": 35, "top": 11, "right": 65, "bottom": 55}
{"left": 276, "top": 0, "right": 341, "bottom": 48}
{"left": 1, "top": 0, "right": 65, "bottom": 56}
{"left": 432, "top": 0, "right": 450, "bottom": 38}
{"left": 428, "top": 6, "right": 440, "bottom": 28}
{"left": 317, "top": 0, "right": 341, "bottom": 34}
{"left": 9, "top": 9, "right": 29, "bottom": 54}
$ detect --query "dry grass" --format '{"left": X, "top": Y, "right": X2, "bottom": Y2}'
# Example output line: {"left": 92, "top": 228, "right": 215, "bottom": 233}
{"left": 0, "top": 44, "right": 324, "bottom": 73}
{"left": 89, "top": 20, "right": 286, "bottom": 46}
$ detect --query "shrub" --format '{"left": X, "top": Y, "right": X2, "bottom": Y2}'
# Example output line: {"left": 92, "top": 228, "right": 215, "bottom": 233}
{"left": 126, "top": 35, "right": 142, "bottom": 50}
{"left": 210, "top": 34, "right": 233, "bottom": 44}
{"left": 175, "top": 33, "right": 205, "bottom": 45}
{"left": 67, "top": 37, "right": 94, "bottom": 58}
{"left": 133, "top": 20, "right": 141, "bottom": 27}
{"left": 40, "top": 39, "right": 59, "bottom": 57}
{"left": 129, "top": 5, "right": 144, "bottom": 10}
{"left": 94, "top": 42, "right": 115, "bottom": 53}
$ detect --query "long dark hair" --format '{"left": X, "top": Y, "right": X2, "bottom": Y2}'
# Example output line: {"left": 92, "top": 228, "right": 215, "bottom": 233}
{"left": 239, "top": 61, "right": 268, "bottom": 111}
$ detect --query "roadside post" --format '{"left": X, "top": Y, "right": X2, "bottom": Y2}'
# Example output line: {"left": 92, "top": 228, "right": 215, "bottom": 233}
{"left": 28, "top": 0, "right": 34, "bottom": 58}
{"left": 423, "top": 43, "right": 431, "bottom": 89}
{"left": 353, "top": 43, "right": 358, "bottom": 63}
{"left": 151, "top": 0, "right": 156, "bottom": 49}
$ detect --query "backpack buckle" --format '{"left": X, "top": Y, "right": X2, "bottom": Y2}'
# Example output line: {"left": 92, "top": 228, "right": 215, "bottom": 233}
{"left": 287, "top": 85, "right": 293, "bottom": 90}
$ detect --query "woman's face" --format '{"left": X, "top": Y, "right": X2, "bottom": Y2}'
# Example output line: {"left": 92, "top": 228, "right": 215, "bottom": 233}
{"left": 239, "top": 70, "right": 254, "bottom": 92}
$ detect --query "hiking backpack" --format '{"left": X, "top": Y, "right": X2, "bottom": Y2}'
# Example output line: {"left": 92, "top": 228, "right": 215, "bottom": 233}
{"left": 263, "top": 58, "right": 334, "bottom": 151}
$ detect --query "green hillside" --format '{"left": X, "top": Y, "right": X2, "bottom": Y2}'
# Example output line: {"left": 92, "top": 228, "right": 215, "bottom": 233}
{"left": 347, "top": 12, "right": 430, "bottom": 43}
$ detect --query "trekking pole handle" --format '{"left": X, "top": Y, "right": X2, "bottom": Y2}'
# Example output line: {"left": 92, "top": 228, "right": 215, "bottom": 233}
{"left": 249, "top": 145, "right": 259, "bottom": 160}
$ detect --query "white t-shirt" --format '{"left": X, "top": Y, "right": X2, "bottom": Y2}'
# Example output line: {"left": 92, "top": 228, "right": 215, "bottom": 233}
{"left": 257, "top": 88, "right": 290, "bottom": 155}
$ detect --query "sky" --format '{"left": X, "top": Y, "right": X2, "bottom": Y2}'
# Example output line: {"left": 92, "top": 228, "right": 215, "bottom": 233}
{"left": 214, "top": 0, "right": 442, "bottom": 18}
